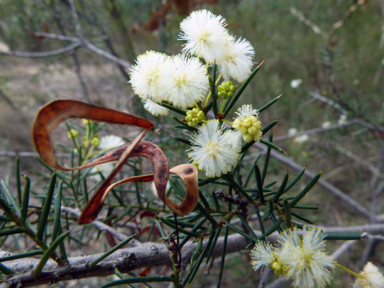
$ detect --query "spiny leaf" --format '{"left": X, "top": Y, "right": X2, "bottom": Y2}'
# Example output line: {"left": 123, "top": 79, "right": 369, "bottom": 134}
{"left": 21, "top": 175, "right": 31, "bottom": 222}
{"left": 289, "top": 171, "right": 322, "bottom": 208}
{"left": 15, "top": 157, "right": 21, "bottom": 205}
{"left": 223, "top": 61, "right": 264, "bottom": 116}
{"left": 101, "top": 276, "right": 172, "bottom": 288}
{"left": 37, "top": 172, "right": 56, "bottom": 242}
{"left": 0, "top": 180, "right": 21, "bottom": 218}
{"left": 271, "top": 171, "right": 289, "bottom": 201}
{"left": 34, "top": 230, "right": 70, "bottom": 278}
{"left": 51, "top": 181, "right": 63, "bottom": 243}
{"left": 89, "top": 234, "right": 136, "bottom": 268}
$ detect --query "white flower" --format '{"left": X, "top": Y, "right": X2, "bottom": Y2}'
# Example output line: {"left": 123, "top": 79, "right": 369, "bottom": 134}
{"left": 290, "top": 79, "right": 302, "bottom": 89}
{"left": 89, "top": 162, "right": 115, "bottom": 182}
{"left": 322, "top": 121, "right": 331, "bottom": 129}
{"left": 294, "top": 134, "right": 309, "bottom": 143}
{"left": 338, "top": 114, "right": 347, "bottom": 125}
{"left": 160, "top": 55, "right": 209, "bottom": 109}
{"left": 276, "top": 226, "right": 335, "bottom": 288}
{"left": 223, "top": 130, "right": 242, "bottom": 152}
{"left": 143, "top": 99, "right": 169, "bottom": 116}
{"left": 353, "top": 262, "right": 384, "bottom": 288}
{"left": 217, "top": 36, "right": 255, "bottom": 82}
{"left": 234, "top": 104, "right": 258, "bottom": 120}
{"left": 98, "top": 135, "right": 125, "bottom": 150}
{"left": 179, "top": 9, "right": 228, "bottom": 63}
{"left": 250, "top": 241, "right": 277, "bottom": 272}
{"left": 188, "top": 120, "right": 239, "bottom": 177}
{"left": 129, "top": 51, "right": 170, "bottom": 101}
{"left": 288, "top": 128, "right": 298, "bottom": 136}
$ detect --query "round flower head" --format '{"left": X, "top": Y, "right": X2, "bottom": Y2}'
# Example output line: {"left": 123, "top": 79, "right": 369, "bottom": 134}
{"left": 179, "top": 9, "right": 228, "bottom": 63}
{"left": 143, "top": 99, "right": 169, "bottom": 116}
{"left": 353, "top": 262, "right": 384, "bottom": 288}
{"left": 98, "top": 135, "right": 125, "bottom": 151}
{"left": 276, "top": 226, "right": 335, "bottom": 288}
{"left": 160, "top": 55, "right": 209, "bottom": 109}
{"left": 234, "top": 104, "right": 258, "bottom": 120}
{"left": 250, "top": 241, "right": 277, "bottom": 272}
{"left": 217, "top": 36, "right": 255, "bottom": 82}
{"left": 129, "top": 51, "right": 170, "bottom": 101}
{"left": 188, "top": 120, "right": 239, "bottom": 177}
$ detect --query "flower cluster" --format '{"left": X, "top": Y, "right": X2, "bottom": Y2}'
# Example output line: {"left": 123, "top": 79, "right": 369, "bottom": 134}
{"left": 217, "top": 81, "right": 236, "bottom": 99}
{"left": 180, "top": 10, "right": 255, "bottom": 82}
{"left": 251, "top": 226, "right": 335, "bottom": 288}
{"left": 232, "top": 105, "right": 262, "bottom": 142}
{"left": 130, "top": 52, "right": 209, "bottom": 112}
{"left": 128, "top": 10, "right": 258, "bottom": 178}
{"left": 185, "top": 107, "right": 206, "bottom": 127}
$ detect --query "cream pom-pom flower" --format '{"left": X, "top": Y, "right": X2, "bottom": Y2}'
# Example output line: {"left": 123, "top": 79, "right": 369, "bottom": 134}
{"left": 276, "top": 226, "right": 335, "bottom": 288}
{"left": 217, "top": 36, "right": 255, "bottom": 82}
{"left": 179, "top": 9, "right": 228, "bottom": 63}
{"left": 188, "top": 120, "right": 240, "bottom": 177}
{"left": 143, "top": 99, "right": 169, "bottom": 116}
{"left": 160, "top": 54, "right": 209, "bottom": 109}
{"left": 129, "top": 51, "right": 170, "bottom": 101}
{"left": 98, "top": 135, "right": 125, "bottom": 151}
{"left": 353, "top": 262, "right": 384, "bottom": 288}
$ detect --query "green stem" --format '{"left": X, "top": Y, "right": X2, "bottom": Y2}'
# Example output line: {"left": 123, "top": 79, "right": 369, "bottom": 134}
{"left": 219, "top": 100, "right": 226, "bottom": 113}
{"left": 215, "top": 73, "right": 223, "bottom": 85}
{"left": 336, "top": 263, "right": 363, "bottom": 279}
{"left": 204, "top": 92, "right": 212, "bottom": 108}
{"left": 221, "top": 119, "right": 233, "bottom": 125}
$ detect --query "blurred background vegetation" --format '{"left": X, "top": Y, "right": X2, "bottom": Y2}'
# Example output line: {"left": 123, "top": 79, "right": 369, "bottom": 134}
{"left": 0, "top": 0, "right": 383, "bottom": 287}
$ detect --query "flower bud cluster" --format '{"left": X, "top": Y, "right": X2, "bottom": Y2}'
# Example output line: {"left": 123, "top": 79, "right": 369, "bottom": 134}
{"left": 67, "top": 129, "right": 78, "bottom": 139}
{"left": 217, "top": 81, "right": 235, "bottom": 99}
{"left": 185, "top": 107, "right": 205, "bottom": 127}
{"left": 83, "top": 134, "right": 99, "bottom": 148}
{"left": 91, "top": 136, "right": 100, "bottom": 147}
{"left": 232, "top": 115, "right": 262, "bottom": 143}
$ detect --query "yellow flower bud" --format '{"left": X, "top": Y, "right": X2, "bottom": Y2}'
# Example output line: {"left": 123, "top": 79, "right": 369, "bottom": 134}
{"left": 67, "top": 129, "right": 78, "bottom": 139}
{"left": 91, "top": 137, "right": 100, "bottom": 147}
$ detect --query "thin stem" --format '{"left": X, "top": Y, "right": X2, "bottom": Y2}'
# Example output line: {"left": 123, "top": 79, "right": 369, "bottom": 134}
{"left": 221, "top": 119, "right": 233, "bottom": 125}
{"left": 215, "top": 73, "right": 223, "bottom": 85}
{"left": 219, "top": 100, "right": 226, "bottom": 113}
{"left": 204, "top": 92, "right": 212, "bottom": 108}
{"left": 336, "top": 263, "right": 363, "bottom": 279}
